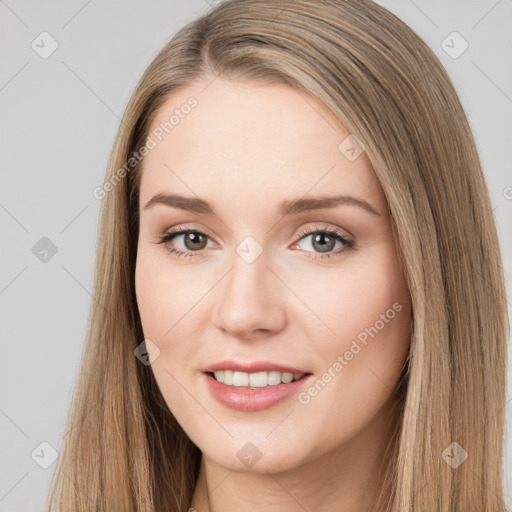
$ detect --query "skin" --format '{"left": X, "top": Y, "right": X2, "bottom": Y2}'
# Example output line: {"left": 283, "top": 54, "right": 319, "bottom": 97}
{"left": 134, "top": 77, "right": 411, "bottom": 512}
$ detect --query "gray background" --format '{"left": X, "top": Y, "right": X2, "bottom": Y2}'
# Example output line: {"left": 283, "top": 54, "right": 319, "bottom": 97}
{"left": 0, "top": 1, "right": 511, "bottom": 510}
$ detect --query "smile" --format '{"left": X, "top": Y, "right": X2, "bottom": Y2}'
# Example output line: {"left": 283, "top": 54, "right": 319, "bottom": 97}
{"left": 211, "top": 370, "right": 306, "bottom": 388}
{"left": 204, "top": 372, "right": 312, "bottom": 412}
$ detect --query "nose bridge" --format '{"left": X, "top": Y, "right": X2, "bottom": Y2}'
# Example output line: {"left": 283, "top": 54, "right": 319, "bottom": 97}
{"left": 213, "top": 235, "right": 286, "bottom": 337}
{"left": 224, "top": 236, "right": 273, "bottom": 307}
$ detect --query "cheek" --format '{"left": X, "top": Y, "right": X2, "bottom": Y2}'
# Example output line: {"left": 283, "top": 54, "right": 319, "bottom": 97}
{"left": 291, "top": 243, "right": 411, "bottom": 397}
{"left": 134, "top": 246, "right": 204, "bottom": 339}
{"left": 134, "top": 249, "right": 188, "bottom": 380}
{"left": 293, "top": 244, "right": 410, "bottom": 418}
{"left": 134, "top": 250, "right": 208, "bottom": 418}
{"left": 134, "top": 246, "right": 216, "bottom": 374}
{"left": 291, "top": 245, "right": 410, "bottom": 345}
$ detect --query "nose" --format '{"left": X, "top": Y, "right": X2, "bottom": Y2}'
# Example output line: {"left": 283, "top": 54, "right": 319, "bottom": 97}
{"left": 212, "top": 246, "right": 287, "bottom": 339}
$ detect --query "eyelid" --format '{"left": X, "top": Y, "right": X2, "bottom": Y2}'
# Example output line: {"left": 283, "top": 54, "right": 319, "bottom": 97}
{"left": 161, "top": 222, "right": 350, "bottom": 242}
{"left": 163, "top": 223, "right": 217, "bottom": 241}
{"left": 294, "top": 224, "right": 352, "bottom": 241}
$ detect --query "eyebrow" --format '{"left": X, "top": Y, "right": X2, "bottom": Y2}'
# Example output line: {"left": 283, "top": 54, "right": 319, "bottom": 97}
{"left": 143, "top": 193, "right": 381, "bottom": 217}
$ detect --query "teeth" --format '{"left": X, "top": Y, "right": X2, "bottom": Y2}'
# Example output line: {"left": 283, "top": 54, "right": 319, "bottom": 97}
{"left": 212, "top": 370, "right": 305, "bottom": 387}
{"left": 233, "top": 371, "right": 249, "bottom": 387}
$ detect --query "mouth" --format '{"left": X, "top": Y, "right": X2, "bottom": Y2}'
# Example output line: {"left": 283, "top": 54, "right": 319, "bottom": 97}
{"left": 205, "top": 370, "right": 312, "bottom": 389}
{"left": 203, "top": 370, "right": 314, "bottom": 412}
{"left": 205, "top": 370, "right": 311, "bottom": 389}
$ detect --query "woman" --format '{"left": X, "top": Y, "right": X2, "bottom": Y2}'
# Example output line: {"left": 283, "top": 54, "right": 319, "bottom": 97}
{"left": 47, "top": 0, "right": 510, "bottom": 510}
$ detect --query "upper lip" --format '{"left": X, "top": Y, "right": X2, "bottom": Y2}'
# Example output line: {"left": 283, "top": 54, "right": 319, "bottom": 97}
{"left": 202, "top": 360, "right": 310, "bottom": 374}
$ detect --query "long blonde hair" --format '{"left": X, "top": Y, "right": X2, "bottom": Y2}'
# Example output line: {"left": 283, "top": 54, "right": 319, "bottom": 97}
{"left": 47, "top": 1, "right": 510, "bottom": 510}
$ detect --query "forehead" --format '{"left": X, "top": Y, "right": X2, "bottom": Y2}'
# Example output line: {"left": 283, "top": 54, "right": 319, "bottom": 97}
{"left": 138, "top": 78, "right": 386, "bottom": 213}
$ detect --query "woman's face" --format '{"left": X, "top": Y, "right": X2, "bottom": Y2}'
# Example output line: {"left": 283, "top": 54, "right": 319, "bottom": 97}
{"left": 135, "top": 77, "right": 411, "bottom": 474}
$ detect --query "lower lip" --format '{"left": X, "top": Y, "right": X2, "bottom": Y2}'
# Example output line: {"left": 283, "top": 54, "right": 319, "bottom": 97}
{"left": 203, "top": 372, "right": 313, "bottom": 412}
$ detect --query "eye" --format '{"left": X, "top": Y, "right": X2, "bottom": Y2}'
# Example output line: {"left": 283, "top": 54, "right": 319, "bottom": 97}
{"left": 291, "top": 226, "right": 354, "bottom": 260}
{"left": 154, "top": 224, "right": 355, "bottom": 260}
{"left": 155, "top": 225, "right": 213, "bottom": 259}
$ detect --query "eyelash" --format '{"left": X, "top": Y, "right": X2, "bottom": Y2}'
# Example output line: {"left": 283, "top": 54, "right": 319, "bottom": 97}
{"left": 155, "top": 224, "right": 355, "bottom": 261}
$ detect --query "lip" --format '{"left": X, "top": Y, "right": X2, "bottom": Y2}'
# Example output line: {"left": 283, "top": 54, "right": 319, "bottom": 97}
{"left": 203, "top": 372, "right": 313, "bottom": 412}
{"left": 202, "top": 360, "right": 309, "bottom": 374}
